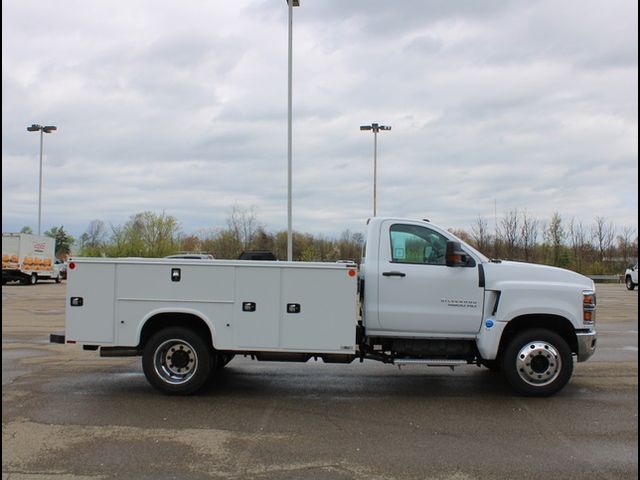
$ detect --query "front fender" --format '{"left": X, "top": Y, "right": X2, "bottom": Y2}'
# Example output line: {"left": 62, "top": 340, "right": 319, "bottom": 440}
{"left": 494, "top": 282, "right": 582, "bottom": 327}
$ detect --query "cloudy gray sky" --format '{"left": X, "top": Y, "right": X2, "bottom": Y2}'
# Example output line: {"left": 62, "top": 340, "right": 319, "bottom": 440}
{"left": 2, "top": 0, "right": 638, "bottom": 241}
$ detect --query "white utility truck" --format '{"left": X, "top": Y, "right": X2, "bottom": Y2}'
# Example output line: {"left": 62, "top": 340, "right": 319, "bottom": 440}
{"left": 2, "top": 233, "right": 61, "bottom": 285}
{"left": 51, "top": 217, "right": 597, "bottom": 396}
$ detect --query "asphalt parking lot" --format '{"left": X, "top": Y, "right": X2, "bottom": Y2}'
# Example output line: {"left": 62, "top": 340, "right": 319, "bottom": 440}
{"left": 2, "top": 282, "right": 638, "bottom": 480}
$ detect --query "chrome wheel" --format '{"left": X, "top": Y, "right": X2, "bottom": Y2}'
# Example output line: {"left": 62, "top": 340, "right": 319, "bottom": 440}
{"left": 143, "top": 326, "right": 214, "bottom": 395}
{"left": 153, "top": 339, "right": 199, "bottom": 385}
{"left": 515, "top": 341, "right": 561, "bottom": 387}
{"left": 503, "top": 329, "right": 573, "bottom": 396}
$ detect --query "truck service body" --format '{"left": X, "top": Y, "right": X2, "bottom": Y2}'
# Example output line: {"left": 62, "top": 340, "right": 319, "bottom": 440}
{"left": 52, "top": 217, "right": 597, "bottom": 396}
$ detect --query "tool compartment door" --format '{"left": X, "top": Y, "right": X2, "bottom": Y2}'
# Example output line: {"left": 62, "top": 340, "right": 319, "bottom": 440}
{"left": 280, "top": 266, "right": 357, "bottom": 353}
{"left": 233, "top": 267, "right": 280, "bottom": 349}
{"left": 66, "top": 262, "right": 116, "bottom": 343}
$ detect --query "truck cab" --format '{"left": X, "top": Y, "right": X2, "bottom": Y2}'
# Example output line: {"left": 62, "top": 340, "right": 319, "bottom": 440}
{"left": 361, "top": 218, "right": 486, "bottom": 337}
{"left": 359, "top": 217, "right": 597, "bottom": 395}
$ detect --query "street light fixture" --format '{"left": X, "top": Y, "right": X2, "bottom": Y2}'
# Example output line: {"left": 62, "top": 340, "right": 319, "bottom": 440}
{"left": 285, "top": 0, "right": 300, "bottom": 261}
{"left": 27, "top": 123, "right": 57, "bottom": 235}
{"left": 360, "top": 123, "right": 391, "bottom": 217}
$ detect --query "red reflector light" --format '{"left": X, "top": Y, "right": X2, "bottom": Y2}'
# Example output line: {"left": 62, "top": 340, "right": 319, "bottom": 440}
{"left": 68, "top": 262, "right": 76, "bottom": 270}
{"left": 67, "top": 340, "right": 76, "bottom": 344}
{"left": 348, "top": 269, "right": 356, "bottom": 277}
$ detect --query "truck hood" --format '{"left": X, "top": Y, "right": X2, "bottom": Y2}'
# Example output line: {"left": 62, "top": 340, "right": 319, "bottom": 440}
{"left": 482, "top": 260, "right": 594, "bottom": 291}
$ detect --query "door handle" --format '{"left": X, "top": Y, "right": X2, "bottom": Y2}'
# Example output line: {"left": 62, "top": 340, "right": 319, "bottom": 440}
{"left": 382, "top": 271, "right": 406, "bottom": 277}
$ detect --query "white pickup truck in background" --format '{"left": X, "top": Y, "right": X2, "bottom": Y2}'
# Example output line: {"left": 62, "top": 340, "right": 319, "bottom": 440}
{"left": 625, "top": 263, "right": 638, "bottom": 290}
{"left": 51, "top": 217, "right": 597, "bottom": 397}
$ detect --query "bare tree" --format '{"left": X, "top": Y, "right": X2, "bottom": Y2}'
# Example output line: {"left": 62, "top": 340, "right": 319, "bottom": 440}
{"left": 500, "top": 209, "right": 520, "bottom": 259}
{"left": 521, "top": 211, "right": 538, "bottom": 263}
{"left": 592, "top": 216, "right": 616, "bottom": 263}
{"left": 180, "top": 235, "right": 202, "bottom": 253}
{"left": 227, "top": 205, "right": 262, "bottom": 250}
{"left": 568, "top": 218, "right": 589, "bottom": 271}
{"left": 617, "top": 225, "right": 637, "bottom": 265}
{"left": 338, "top": 230, "right": 364, "bottom": 261}
{"left": 78, "top": 220, "right": 108, "bottom": 256}
{"left": 471, "top": 216, "right": 491, "bottom": 255}
{"left": 86, "top": 220, "right": 107, "bottom": 247}
{"left": 544, "top": 212, "right": 565, "bottom": 266}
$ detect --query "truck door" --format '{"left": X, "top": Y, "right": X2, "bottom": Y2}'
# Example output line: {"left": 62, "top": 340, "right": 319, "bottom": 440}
{"left": 377, "top": 221, "right": 484, "bottom": 335}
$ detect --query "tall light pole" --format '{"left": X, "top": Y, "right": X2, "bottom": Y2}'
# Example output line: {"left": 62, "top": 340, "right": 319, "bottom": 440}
{"left": 285, "top": 0, "right": 300, "bottom": 261}
{"left": 27, "top": 124, "right": 57, "bottom": 235}
{"left": 360, "top": 123, "right": 391, "bottom": 217}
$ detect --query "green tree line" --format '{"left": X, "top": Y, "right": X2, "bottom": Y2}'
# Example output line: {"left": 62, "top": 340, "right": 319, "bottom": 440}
{"left": 31, "top": 207, "right": 636, "bottom": 275}
{"left": 75, "top": 207, "right": 364, "bottom": 263}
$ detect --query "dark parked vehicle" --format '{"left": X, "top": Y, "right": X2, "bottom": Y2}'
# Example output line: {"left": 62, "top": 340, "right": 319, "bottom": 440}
{"left": 238, "top": 250, "right": 277, "bottom": 261}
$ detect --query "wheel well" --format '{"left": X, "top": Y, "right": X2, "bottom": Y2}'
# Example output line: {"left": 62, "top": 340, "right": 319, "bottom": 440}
{"left": 138, "top": 313, "right": 214, "bottom": 350}
{"left": 497, "top": 314, "right": 578, "bottom": 358}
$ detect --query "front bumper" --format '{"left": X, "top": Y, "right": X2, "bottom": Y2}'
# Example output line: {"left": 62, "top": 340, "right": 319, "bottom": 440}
{"left": 576, "top": 330, "right": 597, "bottom": 362}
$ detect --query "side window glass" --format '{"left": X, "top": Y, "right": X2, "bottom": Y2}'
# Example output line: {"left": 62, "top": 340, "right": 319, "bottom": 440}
{"left": 389, "top": 224, "right": 448, "bottom": 265}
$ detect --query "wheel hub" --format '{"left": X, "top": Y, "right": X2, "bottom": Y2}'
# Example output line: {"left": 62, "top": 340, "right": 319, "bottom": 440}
{"left": 154, "top": 339, "right": 198, "bottom": 384}
{"left": 168, "top": 349, "right": 191, "bottom": 369}
{"left": 516, "top": 341, "right": 561, "bottom": 387}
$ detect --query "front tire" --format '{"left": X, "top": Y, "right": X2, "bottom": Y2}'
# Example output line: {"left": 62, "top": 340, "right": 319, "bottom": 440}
{"left": 502, "top": 329, "right": 573, "bottom": 397}
{"left": 142, "top": 327, "right": 214, "bottom": 395}
{"left": 626, "top": 276, "right": 636, "bottom": 291}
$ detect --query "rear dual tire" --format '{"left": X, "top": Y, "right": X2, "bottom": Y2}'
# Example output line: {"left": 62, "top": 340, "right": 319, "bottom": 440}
{"left": 142, "top": 327, "right": 215, "bottom": 395}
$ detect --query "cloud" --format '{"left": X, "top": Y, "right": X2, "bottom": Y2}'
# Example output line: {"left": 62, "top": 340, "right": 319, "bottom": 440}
{"left": 2, "top": 0, "right": 637, "bottom": 241}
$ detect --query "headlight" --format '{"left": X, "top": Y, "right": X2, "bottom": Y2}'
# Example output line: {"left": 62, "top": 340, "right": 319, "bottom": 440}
{"left": 582, "top": 290, "right": 596, "bottom": 325}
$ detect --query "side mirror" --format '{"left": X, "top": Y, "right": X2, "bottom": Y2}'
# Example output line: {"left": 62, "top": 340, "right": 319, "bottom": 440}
{"left": 446, "top": 241, "right": 468, "bottom": 267}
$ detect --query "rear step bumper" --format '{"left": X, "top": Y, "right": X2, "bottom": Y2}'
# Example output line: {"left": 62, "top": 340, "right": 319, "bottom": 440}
{"left": 50, "top": 333, "right": 65, "bottom": 344}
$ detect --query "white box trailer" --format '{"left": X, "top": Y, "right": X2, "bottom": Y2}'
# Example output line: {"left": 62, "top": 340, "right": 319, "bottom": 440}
{"left": 2, "top": 233, "right": 61, "bottom": 285}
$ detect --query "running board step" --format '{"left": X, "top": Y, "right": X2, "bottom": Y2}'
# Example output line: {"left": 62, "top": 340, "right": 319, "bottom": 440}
{"left": 394, "top": 358, "right": 468, "bottom": 367}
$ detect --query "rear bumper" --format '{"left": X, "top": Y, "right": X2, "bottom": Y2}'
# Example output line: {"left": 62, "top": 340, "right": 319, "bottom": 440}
{"left": 576, "top": 330, "right": 597, "bottom": 362}
{"left": 50, "top": 333, "right": 65, "bottom": 344}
